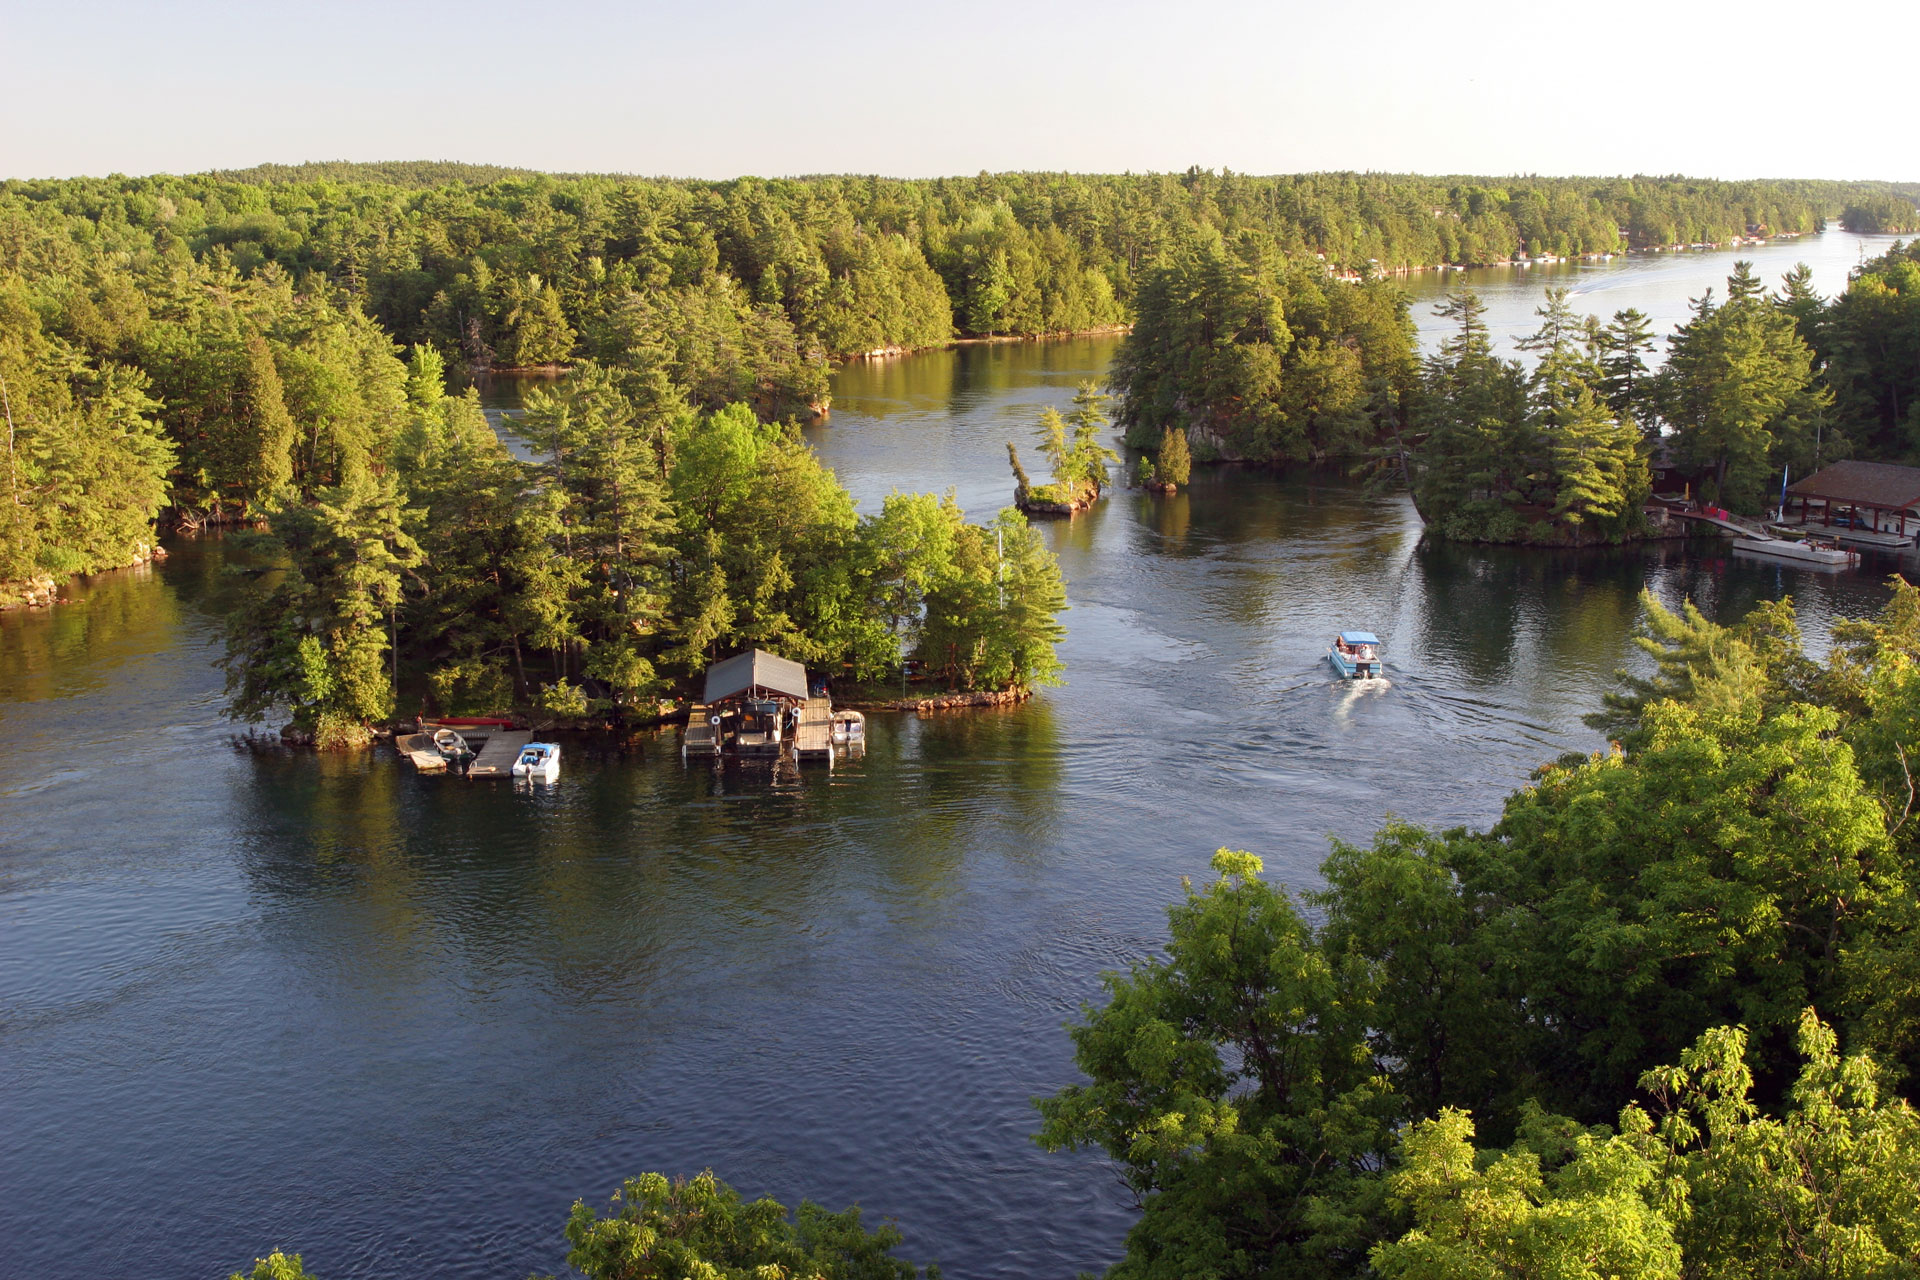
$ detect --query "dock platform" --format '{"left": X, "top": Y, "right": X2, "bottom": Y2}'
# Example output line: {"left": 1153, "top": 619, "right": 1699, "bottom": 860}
{"left": 796, "top": 697, "right": 834, "bottom": 761}
{"left": 682, "top": 705, "right": 720, "bottom": 757}
{"left": 396, "top": 731, "right": 448, "bottom": 772}
{"left": 466, "top": 729, "right": 532, "bottom": 778}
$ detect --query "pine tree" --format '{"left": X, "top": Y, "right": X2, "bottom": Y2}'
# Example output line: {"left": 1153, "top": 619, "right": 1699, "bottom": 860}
{"left": 236, "top": 333, "right": 295, "bottom": 514}
{"left": 222, "top": 470, "right": 422, "bottom": 747}
{"left": 1007, "top": 441, "right": 1033, "bottom": 506}
{"left": 1595, "top": 308, "right": 1658, "bottom": 435}
{"left": 1547, "top": 385, "right": 1646, "bottom": 533}
{"left": 1158, "top": 424, "right": 1192, "bottom": 487}
{"left": 1036, "top": 407, "right": 1069, "bottom": 489}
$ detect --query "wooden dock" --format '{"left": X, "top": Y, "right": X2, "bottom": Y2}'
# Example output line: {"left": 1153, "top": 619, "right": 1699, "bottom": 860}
{"left": 682, "top": 704, "right": 720, "bottom": 757}
{"left": 796, "top": 697, "right": 834, "bottom": 762}
{"left": 466, "top": 729, "right": 532, "bottom": 778}
{"left": 395, "top": 731, "right": 448, "bottom": 772}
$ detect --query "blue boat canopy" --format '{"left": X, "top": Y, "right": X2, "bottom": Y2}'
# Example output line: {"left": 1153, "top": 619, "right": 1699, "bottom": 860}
{"left": 1338, "top": 631, "right": 1381, "bottom": 646}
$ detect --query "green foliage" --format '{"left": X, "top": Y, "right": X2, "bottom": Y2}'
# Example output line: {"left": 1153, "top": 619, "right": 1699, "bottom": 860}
{"left": 865, "top": 494, "right": 1068, "bottom": 690}
{"left": 1377, "top": 1014, "right": 1920, "bottom": 1280}
{"left": 3, "top": 166, "right": 1911, "bottom": 603}
{"left": 1594, "top": 306, "right": 1658, "bottom": 435}
{"left": 221, "top": 470, "right": 421, "bottom": 746}
{"left": 1155, "top": 424, "right": 1190, "bottom": 486}
{"left": 564, "top": 1170, "right": 934, "bottom": 1280}
{"left": 1036, "top": 848, "right": 1400, "bottom": 1280}
{"left": 1045, "top": 584, "right": 1920, "bottom": 1279}
{"left": 1585, "top": 590, "right": 1809, "bottom": 744}
{"left": 1374, "top": 1106, "right": 1681, "bottom": 1280}
{"left": 1065, "top": 381, "right": 1120, "bottom": 495}
{"left": 1408, "top": 289, "right": 1650, "bottom": 543}
{"left": 228, "top": 1250, "right": 318, "bottom": 1280}
{"left": 1656, "top": 264, "right": 1832, "bottom": 509}
{"left": 1109, "top": 227, "right": 1414, "bottom": 462}
{"left": 1841, "top": 197, "right": 1920, "bottom": 234}
{"left": 0, "top": 276, "right": 174, "bottom": 605}
{"left": 1820, "top": 240, "right": 1920, "bottom": 462}
{"left": 1006, "top": 441, "right": 1033, "bottom": 505}
{"left": 1019, "top": 388, "right": 1118, "bottom": 507}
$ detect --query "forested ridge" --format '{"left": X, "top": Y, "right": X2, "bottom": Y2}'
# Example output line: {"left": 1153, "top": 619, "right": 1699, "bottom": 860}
{"left": 1, "top": 165, "right": 1914, "bottom": 604}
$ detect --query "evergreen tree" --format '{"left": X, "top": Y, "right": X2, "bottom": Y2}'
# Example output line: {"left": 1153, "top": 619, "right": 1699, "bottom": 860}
{"left": 1064, "top": 381, "right": 1119, "bottom": 495}
{"left": 1595, "top": 307, "right": 1658, "bottom": 435}
{"left": 235, "top": 332, "right": 295, "bottom": 513}
{"left": 222, "top": 470, "right": 422, "bottom": 748}
{"left": 985, "top": 509, "right": 1067, "bottom": 688}
{"left": 1157, "top": 424, "right": 1191, "bottom": 487}
{"left": 1656, "top": 272, "right": 1831, "bottom": 508}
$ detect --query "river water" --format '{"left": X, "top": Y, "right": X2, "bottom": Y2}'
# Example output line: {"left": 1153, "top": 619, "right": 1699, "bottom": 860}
{"left": 0, "top": 234, "right": 1908, "bottom": 1280}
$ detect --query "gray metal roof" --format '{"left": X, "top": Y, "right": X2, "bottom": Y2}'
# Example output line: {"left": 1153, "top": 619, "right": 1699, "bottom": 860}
{"left": 702, "top": 649, "right": 810, "bottom": 704}
{"left": 1787, "top": 461, "right": 1920, "bottom": 510}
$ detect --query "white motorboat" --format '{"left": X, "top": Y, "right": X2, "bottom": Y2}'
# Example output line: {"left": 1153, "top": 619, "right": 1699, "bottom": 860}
{"left": 511, "top": 742, "right": 561, "bottom": 782}
{"left": 831, "top": 709, "right": 865, "bottom": 743}
{"left": 433, "top": 728, "right": 472, "bottom": 762}
{"left": 1732, "top": 534, "right": 1857, "bottom": 569}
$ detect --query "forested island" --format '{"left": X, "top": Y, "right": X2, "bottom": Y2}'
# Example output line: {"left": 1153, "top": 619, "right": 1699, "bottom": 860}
{"left": 1115, "top": 234, "right": 1920, "bottom": 542}
{"left": 1843, "top": 194, "right": 1920, "bottom": 233}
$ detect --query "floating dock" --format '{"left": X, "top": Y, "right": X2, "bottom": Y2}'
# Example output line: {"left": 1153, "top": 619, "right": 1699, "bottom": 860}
{"left": 796, "top": 697, "right": 834, "bottom": 762}
{"left": 682, "top": 704, "right": 720, "bottom": 757}
{"left": 466, "top": 729, "right": 532, "bottom": 778}
{"left": 395, "top": 731, "right": 448, "bottom": 772}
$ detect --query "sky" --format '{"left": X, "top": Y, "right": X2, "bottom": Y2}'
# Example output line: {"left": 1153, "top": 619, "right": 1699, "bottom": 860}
{"left": 3, "top": 0, "right": 1914, "bottom": 182}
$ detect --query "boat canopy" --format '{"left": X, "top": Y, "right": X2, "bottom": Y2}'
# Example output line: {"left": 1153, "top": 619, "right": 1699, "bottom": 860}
{"left": 703, "top": 648, "right": 810, "bottom": 704}
{"left": 1338, "top": 631, "right": 1381, "bottom": 646}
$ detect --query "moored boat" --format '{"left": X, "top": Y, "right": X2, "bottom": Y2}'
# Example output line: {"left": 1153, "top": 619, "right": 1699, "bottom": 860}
{"left": 511, "top": 742, "right": 561, "bottom": 782}
{"left": 831, "top": 709, "right": 866, "bottom": 743}
{"left": 1328, "top": 631, "right": 1383, "bottom": 679}
{"left": 1732, "top": 534, "right": 1857, "bottom": 569}
{"left": 433, "top": 727, "right": 472, "bottom": 762}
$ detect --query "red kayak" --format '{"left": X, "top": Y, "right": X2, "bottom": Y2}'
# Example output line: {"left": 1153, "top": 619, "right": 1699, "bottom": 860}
{"left": 434, "top": 716, "right": 519, "bottom": 728}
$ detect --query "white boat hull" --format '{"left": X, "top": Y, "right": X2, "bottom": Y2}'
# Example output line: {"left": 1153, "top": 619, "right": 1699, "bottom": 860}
{"left": 511, "top": 743, "right": 562, "bottom": 782}
{"left": 1733, "top": 536, "right": 1857, "bottom": 568}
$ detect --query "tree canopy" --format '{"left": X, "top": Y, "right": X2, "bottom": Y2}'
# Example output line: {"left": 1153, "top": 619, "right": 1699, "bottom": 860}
{"left": 1038, "top": 580, "right": 1920, "bottom": 1279}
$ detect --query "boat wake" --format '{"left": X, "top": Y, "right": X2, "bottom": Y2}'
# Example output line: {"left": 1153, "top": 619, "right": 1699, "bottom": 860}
{"left": 1333, "top": 676, "right": 1392, "bottom": 721}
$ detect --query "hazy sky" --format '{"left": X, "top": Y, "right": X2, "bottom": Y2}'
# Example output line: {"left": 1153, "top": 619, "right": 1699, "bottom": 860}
{"left": 4, "top": 0, "right": 1913, "bottom": 181}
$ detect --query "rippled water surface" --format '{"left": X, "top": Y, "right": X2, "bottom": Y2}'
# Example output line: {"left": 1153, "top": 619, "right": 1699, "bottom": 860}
{"left": 1, "top": 237, "right": 1909, "bottom": 1280}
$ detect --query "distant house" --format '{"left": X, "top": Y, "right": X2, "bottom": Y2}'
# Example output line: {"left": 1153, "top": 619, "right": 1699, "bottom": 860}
{"left": 1785, "top": 461, "right": 1920, "bottom": 540}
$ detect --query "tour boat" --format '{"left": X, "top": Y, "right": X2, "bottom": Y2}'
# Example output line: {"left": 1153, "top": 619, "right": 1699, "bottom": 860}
{"left": 1732, "top": 534, "right": 1857, "bottom": 569}
{"left": 511, "top": 742, "right": 561, "bottom": 782}
{"left": 1328, "top": 631, "right": 1383, "bottom": 679}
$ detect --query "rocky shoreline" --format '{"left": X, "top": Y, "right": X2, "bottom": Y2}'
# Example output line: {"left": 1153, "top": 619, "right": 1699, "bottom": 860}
{"left": 841, "top": 688, "right": 1031, "bottom": 712}
{"left": 1, "top": 543, "right": 166, "bottom": 611}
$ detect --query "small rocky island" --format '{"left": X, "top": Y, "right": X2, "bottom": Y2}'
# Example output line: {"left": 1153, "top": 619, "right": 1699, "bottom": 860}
{"left": 1009, "top": 382, "right": 1119, "bottom": 517}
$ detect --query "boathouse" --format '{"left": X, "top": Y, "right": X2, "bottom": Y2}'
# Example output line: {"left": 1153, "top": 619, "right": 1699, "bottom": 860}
{"left": 702, "top": 649, "right": 810, "bottom": 706}
{"left": 692, "top": 649, "right": 812, "bottom": 759}
{"left": 1785, "top": 461, "right": 1920, "bottom": 543}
